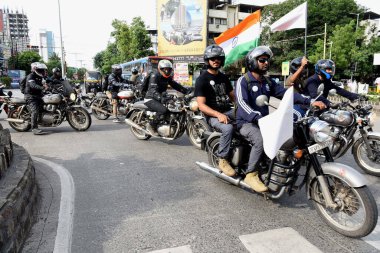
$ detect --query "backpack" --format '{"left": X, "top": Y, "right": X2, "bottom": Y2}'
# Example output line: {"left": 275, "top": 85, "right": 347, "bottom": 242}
{"left": 19, "top": 76, "right": 27, "bottom": 94}
{"left": 102, "top": 74, "right": 109, "bottom": 91}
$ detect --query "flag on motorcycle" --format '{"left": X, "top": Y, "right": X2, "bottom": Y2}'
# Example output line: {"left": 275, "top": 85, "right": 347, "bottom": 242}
{"left": 270, "top": 2, "right": 307, "bottom": 32}
{"left": 214, "top": 10, "right": 261, "bottom": 67}
{"left": 258, "top": 87, "right": 294, "bottom": 160}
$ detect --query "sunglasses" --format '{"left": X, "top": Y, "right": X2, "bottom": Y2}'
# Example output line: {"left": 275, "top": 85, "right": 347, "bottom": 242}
{"left": 209, "top": 57, "right": 222, "bottom": 62}
{"left": 258, "top": 58, "right": 269, "bottom": 63}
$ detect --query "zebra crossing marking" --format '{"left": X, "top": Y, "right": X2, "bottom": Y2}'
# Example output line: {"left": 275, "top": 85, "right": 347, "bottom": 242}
{"left": 239, "top": 227, "right": 323, "bottom": 253}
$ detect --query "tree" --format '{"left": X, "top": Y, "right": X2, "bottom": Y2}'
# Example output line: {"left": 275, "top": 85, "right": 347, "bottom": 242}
{"left": 46, "top": 53, "right": 62, "bottom": 75}
{"left": 130, "top": 17, "right": 155, "bottom": 58}
{"left": 8, "top": 51, "right": 42, "bottom": 73}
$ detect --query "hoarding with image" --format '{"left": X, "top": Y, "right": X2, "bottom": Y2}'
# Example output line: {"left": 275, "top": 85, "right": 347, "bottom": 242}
{"left": 157, "top": 0, "right": 207, "bottom": 56}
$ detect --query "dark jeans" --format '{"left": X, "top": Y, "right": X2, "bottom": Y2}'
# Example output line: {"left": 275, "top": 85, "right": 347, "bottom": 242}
{"left": 207, "top": 109, "right": 235, "bottom": 159}
{"left": 144, "top": 99, "right": 168, "bottom": 127}
{"left": 26, "top": 97, "right": 43, "bottom": 129}
{"left": 239, "top": 123, "right": 263, "bottom": 174}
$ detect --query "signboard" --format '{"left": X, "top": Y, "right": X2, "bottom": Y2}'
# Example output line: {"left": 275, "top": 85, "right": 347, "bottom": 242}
{"left": 374, "top": 53, "right": 380, "bottom": 65}
{"left": 174, "top": 62, "right": 190, "bottom": 85}
{"left": 157, "top": 0, "right": 207, "bottom": 56}
{"left": 282, "top": 61, "right": 290, "bottom": 76}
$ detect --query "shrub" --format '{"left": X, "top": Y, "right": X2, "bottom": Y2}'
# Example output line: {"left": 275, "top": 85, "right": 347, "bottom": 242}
{"left": 0, "top": 76, "right": 12, "bottom": 88}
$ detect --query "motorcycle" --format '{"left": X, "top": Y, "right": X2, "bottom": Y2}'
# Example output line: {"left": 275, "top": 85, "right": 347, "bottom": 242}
{"left": 318, "top": 96, "right": 380, "bottom": 176}
{"left": 125, "top": 90, "right": 210, "bottom": 147}
{"left": 0, "top": 91, "right": 14, "bottom": 115}
{"left": 6, "top": 80, "right": 91, "bottom": 132}
{"left": 197, "top": 90, "right": 378, "bottom": 238}
{"left": 90, "top": 84, "right": 141, "bottom": 120}
{"left": 74, "top": 83, "right": 95, "bottom": 110}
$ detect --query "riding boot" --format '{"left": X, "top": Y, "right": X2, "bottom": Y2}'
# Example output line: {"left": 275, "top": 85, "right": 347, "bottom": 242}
{"left": 218, "top": 159, "right": 236, "bottom": 176}
{"left": 244, "top": 172, "right": 268, "bottom": 192}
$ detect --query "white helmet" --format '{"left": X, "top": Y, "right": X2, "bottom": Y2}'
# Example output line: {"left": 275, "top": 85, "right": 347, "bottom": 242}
{"left": 34, "top": 62, "right": 48, "bottom": 77}
{"left": 158, "top": 59, "right": 173, "bottom": 78}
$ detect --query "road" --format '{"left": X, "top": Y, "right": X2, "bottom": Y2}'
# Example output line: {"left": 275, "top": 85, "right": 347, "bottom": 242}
{"left": 2, "top": 90, "right": 380, "bottom": 253}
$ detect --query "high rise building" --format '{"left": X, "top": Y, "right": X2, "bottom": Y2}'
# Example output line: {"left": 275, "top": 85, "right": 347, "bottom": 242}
{"left": 39, "top": 29, "right": 55, "bottom": 62}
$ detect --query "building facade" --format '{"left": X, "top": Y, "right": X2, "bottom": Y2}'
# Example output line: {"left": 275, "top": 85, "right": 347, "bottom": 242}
{"left": 39, "top": 29, "right": 55, "bottom": 62}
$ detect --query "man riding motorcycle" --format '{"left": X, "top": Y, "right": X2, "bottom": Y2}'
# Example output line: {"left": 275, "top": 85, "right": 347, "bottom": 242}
{"left": 235, "top": 46, "right": 326, "bottom": 192}
{"left": 141, "top": 59, "right": 189, "bottom": 136}
{"left": 24, "top": 62, "right": 49, "bottom": 135}
{"left": 107, "top": 64, "right": 133, "bottom": 123}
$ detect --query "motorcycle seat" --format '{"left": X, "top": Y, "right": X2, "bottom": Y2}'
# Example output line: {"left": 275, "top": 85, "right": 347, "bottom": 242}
{"left": 10, "top": 97, "right": 27, "bottom": 104}
{"left": 133, "top": 101, "right": 148, "bottom": 109}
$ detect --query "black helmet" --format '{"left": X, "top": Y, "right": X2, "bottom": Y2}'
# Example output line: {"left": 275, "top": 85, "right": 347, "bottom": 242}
{"left": 290, "top": 57, "right": 303, "bottom": 74}
{"left": 158, "top": 59, "right": 173, "bottom": 78}
{"left": 315, "top": 59, "right": 335, "bottom": 80}
{"left": 112, "top": 64, "right": 122, "bottom": 76}
{"left": 52, "top": 67, "right": 61, "bottom": 74}
{"left": 131, "top": 67, "right": 138, "bottom": 75}
{"left": 245, "top": 46, "right": 273, "bottom": 72}
{"left": 204, "top": 44, "right": 225, "bottom": 67}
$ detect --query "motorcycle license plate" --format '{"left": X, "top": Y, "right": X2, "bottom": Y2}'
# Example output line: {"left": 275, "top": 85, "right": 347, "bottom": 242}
{"left": 308, "top": 139, "right": 334, "bottom": 154}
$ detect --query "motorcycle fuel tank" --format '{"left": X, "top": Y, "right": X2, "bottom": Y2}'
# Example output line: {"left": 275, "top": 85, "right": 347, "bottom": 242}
{"left": 42, "top": 94, "right": 62, "bottom": 104}
{"left": 319, "top": 110, "right": 354, "bottom": 127}
{"left": 118, "top": 90, "right": 134, "bottom": 99}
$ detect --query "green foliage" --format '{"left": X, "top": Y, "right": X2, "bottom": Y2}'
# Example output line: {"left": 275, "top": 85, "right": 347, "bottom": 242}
{"left": 94, "top": 16, "right": 154, "bottom": 74}
{"left": 8, "top": 51, "right": 42, "bottom": 73}
{"left": 0, "top": 76, "right": 12, "bottom": 88}
{"left": 46, "top": 53, "right": 62, "bottom": 75}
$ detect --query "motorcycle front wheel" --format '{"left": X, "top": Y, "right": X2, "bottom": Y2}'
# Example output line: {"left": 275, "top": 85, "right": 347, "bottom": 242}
{"left": 311, "top": 175, "right": 378, "bottom": 238}
{"left": 186, "top": 119, "right": 210, "bottom": 150}
{"left": 92, "top": 98, "right": 110, "bottom": 120}
{"left": 7, "top": 108, "right": 31, "bottom": 132}
{"left": 67, "top": 107, "right": 92, "bottom": 131}
{"left": 353, "top": 135, "right": 380, "bottom": 176}
{"left": 129, "top": 111, "right": 151, "bottom": 140}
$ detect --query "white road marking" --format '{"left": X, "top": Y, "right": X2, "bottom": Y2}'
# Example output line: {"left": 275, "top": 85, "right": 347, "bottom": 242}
{"left": 239, "top": 227, "right": 323, "bottom": 253}
{"left": 147, "top": 245, "right": 192, "bottom": 253}
{"left": 33, "top": 157, "right": 75, "bottom": 253}
{"left": 363, "top": 219, "right": 380, "bottom": 249}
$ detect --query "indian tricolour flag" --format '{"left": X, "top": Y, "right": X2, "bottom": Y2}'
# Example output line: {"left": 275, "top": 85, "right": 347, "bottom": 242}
{"left": 214, "top": 10, "right": 261, "bottom": 67}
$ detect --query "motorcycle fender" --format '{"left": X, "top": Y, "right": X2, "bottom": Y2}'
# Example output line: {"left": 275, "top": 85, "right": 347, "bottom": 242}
{"left": 351, "top": 131, "right": 380, "bottom": 154}
{"left": 205, "top": 131, "right": 222, "bottom": 151}
{"left": 307, "top": 162, "right": 368, "bottom": 199}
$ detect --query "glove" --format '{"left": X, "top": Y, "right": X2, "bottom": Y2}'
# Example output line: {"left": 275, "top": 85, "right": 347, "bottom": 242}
{"left": 359, "top": 95, "right": 369, "bottom": 101}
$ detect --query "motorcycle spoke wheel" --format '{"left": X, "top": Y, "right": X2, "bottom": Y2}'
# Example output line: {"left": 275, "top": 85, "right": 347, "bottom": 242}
{"left": 92, "top": 99, "right": 110, "bottom": 120}
{"left": 67, "top": 108, "right": 91, "bottom": 131}
{"left": 8, "top": 108, "right": 31, "bottom": 132}
{"left": 207, "top": 138, "right": 220, "bottom": 168}
{"left": 354, "top": 136, "right": 380, "bottom": 176}
{"left": 311, "top": 175, "right": 377, "bottom": 238}
{"left": 187, "top": 119, "right": 210, "bottom": 149}
{"left": 130, "top": 112, "right": 150, "bottom": 140}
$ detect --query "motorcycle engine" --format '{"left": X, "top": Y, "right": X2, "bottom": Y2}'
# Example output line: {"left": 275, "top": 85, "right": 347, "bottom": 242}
{"left": 40, "top": 112, "right": 60, "bottom": 125}
{"left": 157, "top": 124, "right": 175, "bottom": 137}
{"left": 44, "top": 104, "right": 57, "bottom": 112}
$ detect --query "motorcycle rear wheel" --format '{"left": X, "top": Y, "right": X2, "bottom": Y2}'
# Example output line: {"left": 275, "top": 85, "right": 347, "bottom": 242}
{"left": 207, "top": 137, "right": 221, "bottom": 168}
{"left": 130, "top": 111, "right": 151, "bottom": 140}
{"left": 92, "top": 98, "right": 110, "bottom": 120}
{"left": 353, "top": 135, "right": 380, "bottom": 176}
{"left": 7, "top": 108, "right": 31, "bottom": 132}
{"left": 311, "top": 175, "right": 378, "bottom": 238}
{"left": 186, "top": 119, "right": 210, "bottom": 150}
{"left": 67, "top": 107, "right": 92, "bottom": 131}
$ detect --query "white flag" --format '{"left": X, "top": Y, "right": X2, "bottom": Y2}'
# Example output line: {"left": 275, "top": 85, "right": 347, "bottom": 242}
{"left": 270, "top": 2, "right": 307, "bottom": 32}
{"left": 258, "top": 87, "right": 294, "bottom": 160}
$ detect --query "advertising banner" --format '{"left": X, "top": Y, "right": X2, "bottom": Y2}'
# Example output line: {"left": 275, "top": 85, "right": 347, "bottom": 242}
{"left": 282, "top": 61, "right": 290, "bottom": 76}
{"left": 157, "top": 0, "right": 207, "bottom": 56}
{"left": 173, "top": 62, "right": 189, "bottom": 82}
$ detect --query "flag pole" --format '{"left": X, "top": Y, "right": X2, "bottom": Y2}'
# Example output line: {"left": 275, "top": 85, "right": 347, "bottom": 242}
{"left": 304, "top": 1, "right": 308, "bottom": 56}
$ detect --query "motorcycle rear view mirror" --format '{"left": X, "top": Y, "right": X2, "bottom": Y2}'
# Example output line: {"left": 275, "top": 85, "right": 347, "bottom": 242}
{"left": 7, "top": 91, "right": 13, "bottom": 97}
{"left": 255, "top": 95, "right": 269, "bottom": 107}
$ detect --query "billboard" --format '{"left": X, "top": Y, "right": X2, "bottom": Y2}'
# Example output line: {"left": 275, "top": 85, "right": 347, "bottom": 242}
{"left": 157, "top": 0, "right": 207, "bottom": 56}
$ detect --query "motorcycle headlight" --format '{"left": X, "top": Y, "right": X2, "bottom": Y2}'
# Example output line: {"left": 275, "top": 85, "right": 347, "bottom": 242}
{"left": 368, "top": 112, "right": 376, "bottom": 127}
{"left": 70, "top": 93, "right": 77, "bottom": 101}
{"left": 309, "top": 120, "right": 333, "bottom": 143}
{"left": 189, "top": 98, "right": 199, "bottom": 111}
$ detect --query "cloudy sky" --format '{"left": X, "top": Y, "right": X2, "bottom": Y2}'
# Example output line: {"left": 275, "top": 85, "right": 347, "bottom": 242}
{"left": 2, "top": 0, "right": 379, "bottom": 69}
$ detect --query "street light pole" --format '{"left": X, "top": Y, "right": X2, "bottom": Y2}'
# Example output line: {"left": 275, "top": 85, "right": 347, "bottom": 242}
{"left": 57, "top": 0, "right": 66, "bottom": 78}
{"left": 329, "top": 41, "right": 333, "bottom": 59}
{"left": 349, "top": 12, "right": 360, "bottom": 82}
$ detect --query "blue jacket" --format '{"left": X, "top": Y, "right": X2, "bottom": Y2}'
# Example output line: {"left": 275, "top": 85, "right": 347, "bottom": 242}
{"left": 235, "top": 72, "right": 311, "bottom": 128}
{"left": 304, "top": 74, "right": 359, "bottom": 106}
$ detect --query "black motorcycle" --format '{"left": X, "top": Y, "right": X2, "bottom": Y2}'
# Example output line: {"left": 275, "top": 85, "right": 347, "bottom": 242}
{"left": 6, "top": 81, "right": 91, "bottom": 132}
{"left": 197, "top": 93, "right": 378, "bottom": 238}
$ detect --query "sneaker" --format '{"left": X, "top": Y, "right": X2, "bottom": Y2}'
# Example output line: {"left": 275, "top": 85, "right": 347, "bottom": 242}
{"left": 32, "top": 128, "right": 45, "bottom": 135}
{"left": 218, "top": 159, "right": 236, "bottom": 177}
{"left": 244, "top": 172, "right": 268, "bottom": 192}
{"left": 146, "top": 124, "right": 159, "bottom": 136}
{"left": 113, "top": 118, "right": 121, "bottom": 123}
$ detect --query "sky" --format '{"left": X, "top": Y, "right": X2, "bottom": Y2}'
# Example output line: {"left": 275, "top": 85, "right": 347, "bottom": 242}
{"left": 2, "top": 0, "right": 380, "bottom": 70}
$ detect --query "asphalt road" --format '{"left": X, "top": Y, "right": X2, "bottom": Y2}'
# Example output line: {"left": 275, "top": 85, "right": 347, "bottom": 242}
{"left": 2, "top": 90, "right": 380, "bottom": 253}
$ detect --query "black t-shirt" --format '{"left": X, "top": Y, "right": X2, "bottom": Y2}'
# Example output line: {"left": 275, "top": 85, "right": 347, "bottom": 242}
{"left": 194, "top": 70, "right": 233, "bottom": 113}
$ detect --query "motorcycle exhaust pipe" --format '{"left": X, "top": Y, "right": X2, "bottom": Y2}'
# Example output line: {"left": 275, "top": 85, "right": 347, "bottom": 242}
{"left": 195, "top": 161, "right": 252, "bottom": 189}
{"left": 90, "top": 106, "right": 111, "bottom": 115}
{"left": 125, "top": 119, "right": 151, "bottom": 135}
{"left": 5, "top": 118, "right": 25, "bottom": 123}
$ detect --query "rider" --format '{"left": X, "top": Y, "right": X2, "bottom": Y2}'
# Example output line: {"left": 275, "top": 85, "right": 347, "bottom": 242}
{"left": 24, "top": 62, "right": 49, "bottom": 135}
{"left": 286, "top": 56, "right": 309, "bottom": 93}
{"left": 194, "top": 44, "right": 236, "bottom": 177}
{"left": 130, "top": 67, "right": 140, "bottom": 85}
{"left": 107, "top": 64, "right": 133, "bottom": 123}
{"left": 142, "top": 59, "right": 189, "bottom": 136}
{"left": 235, "top": 46, "right": 326, "bottom": 192}
{"left": 303, "top": 59, "right": 359, "bottom": 107}
{"left": 48, "top": 67, "right": 64, "bottom": 93}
